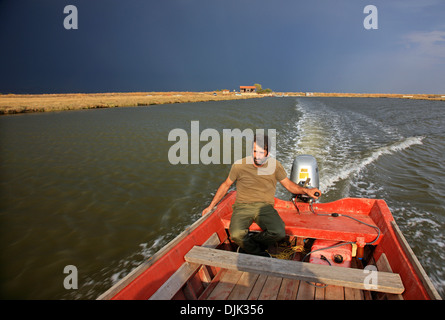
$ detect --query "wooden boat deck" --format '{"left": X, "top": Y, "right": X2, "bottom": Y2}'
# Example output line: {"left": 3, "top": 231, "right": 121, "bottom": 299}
{"left": 148, "top": 233, "right": 405, "bottom": 300}
{"left": 200, "top": 268, "right": 369, "bottom": 300}
{"left": 181, "top": 239, "right": 405, "bottom": 300}
{"left": 197, "top": 249, "right": 374, "bottom": 300}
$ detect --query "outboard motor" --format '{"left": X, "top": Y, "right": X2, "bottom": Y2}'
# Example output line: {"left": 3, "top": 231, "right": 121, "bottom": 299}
{"left": 289, "top": 155, "right": 319, "bottom": 203}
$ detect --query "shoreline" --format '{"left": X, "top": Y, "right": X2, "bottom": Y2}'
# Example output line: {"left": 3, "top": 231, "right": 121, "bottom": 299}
{"left": 0, "top": 91, "right": 444, "bottom": 115}
{"left": 0, "top": 92, "right": 262, "bottom": 115}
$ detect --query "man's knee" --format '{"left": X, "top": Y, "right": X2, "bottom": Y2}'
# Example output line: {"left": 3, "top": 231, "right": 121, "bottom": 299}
{"left": 268, "top": 218, "right": 285, "bottom": 241}
{"left": 272, "top": 228, "right": 286, "bottom": 241}
{"left": 229, "top": 227, "right": 248, "bottom": 245}
{"left": 262, "top": 226, "right": 285, "bottom": 243}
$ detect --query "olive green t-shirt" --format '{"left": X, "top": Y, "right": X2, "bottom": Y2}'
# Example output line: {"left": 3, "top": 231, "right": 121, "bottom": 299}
{"left": 228, "top": 156, "right": 287, "bottom": 205}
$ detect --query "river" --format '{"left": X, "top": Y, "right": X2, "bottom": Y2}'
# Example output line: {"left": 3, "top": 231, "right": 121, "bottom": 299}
{"left": 0, "top": 97, "right": 444, "bottom": 299}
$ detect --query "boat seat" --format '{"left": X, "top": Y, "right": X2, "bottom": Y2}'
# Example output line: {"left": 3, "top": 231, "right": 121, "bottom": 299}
{"left": 220, "top": 210, "right": 381, "bottom": 244}
{"left": 184, "top": 246, "right": 405, "bottom": 295}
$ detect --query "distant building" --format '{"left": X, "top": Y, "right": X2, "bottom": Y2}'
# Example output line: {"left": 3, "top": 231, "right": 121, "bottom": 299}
{"left": 240, "top": 86, "right": 256, "bottom": 93}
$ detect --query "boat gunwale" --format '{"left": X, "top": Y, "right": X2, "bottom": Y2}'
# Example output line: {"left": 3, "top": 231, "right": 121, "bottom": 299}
{"left": 97, "top": 198, "right": 230, "bottom": 300}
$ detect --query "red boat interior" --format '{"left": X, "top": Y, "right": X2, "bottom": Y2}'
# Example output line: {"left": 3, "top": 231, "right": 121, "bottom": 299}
{"left": 102, "top": 191, "right": 439, "bottom": 300}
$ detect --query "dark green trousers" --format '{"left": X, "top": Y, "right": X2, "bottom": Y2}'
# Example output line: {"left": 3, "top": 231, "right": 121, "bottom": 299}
{"left": 229, "top": 202, "right": 285, "bottom": 255}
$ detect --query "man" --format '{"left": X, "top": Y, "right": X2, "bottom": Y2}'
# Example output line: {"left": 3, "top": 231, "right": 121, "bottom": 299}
{"left": 202, "top": 134, "right": 321, "bottom": 257}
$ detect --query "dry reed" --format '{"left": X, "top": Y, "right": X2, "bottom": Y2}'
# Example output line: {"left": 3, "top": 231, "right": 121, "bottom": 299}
{"left": 0, "top": 91, "right": 443, "bottom": 115}
{"left": 0, "top": 92, "right": 262, "bottom": 115}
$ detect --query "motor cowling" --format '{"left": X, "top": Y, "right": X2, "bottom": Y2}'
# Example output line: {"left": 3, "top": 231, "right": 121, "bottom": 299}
{"left": 289, "top": 154, "right": 319, "bottom": 202}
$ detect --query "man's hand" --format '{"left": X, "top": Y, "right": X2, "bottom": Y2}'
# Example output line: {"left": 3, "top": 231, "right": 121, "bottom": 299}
{"left": 202, "top": 177, "right": 234, "bottom": 216}
{"left": 280, "top": 177, "right": 322, "bottom": 199}
{"left": 202, "top": 206, "right": 214, "bottom": 215}
{"left": 305, "top": 187, "right": 321, "bottom": 200}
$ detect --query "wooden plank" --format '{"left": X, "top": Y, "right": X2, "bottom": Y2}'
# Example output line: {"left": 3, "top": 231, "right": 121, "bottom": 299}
{"left": 188, "top": 271, "right": 205, "bottom": 298}
{"left": 149, "top": 233, "right": 220, "bottom": 300}
{"left": 376, "top": 253, "right": 403, "bottom": 300}
{"left": 391, "top": 221, "right": 441, "bottom": 300}
{"left": 198, "top": 268, "right": 227, "bottom": 300}
{"left": 258, "top": 276, "right": 282, "bottom": 300}
{"left": 247, "top": 274, "right": 268, "bottom": 300}
{"left": 314, "top": 286, "right": 325, "bottom": 300}
{"left": 344, "top": 286, "right": 363, "bottom": 300}
{"left": 277, "top": 278, "right": 300, "bottom": 300}
{"left": 198, "top": 265, "right": 212, "bottom": 288}
{"left": 183, "top": 281, "right": 198, "bottom": 300}
{"left": 185, "top": 246, "right": 405, "bottom": 294}
{"left": 296, "top": 281, "right": 315, "bottom": 300}
{"left": 228, "top": 272, "right": 259, "bottom": 300}
{"left": 325, "top": 285, "right": 344, "bottom": 300}
{"left": 207, "top": 269, "right": 244, "bottom": 300}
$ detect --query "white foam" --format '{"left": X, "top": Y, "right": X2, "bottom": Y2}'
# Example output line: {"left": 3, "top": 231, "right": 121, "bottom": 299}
{"left": 320, "top": 136, "right": 425, "bottom": 192}
{"left": 292, "top": 99, "right": 426, "bottom": 196}
{"left": 110, "top": 270, "right": 127, "bottom": 285}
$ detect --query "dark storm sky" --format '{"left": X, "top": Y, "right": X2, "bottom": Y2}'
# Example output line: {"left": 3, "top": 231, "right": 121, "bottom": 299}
{"left": 1, "top": 0, "right": 444, "bottom": 94}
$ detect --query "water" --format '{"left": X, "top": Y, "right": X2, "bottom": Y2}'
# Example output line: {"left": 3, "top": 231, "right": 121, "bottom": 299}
{"left": 0, "top": 97, "right": 444, "bottom": 299}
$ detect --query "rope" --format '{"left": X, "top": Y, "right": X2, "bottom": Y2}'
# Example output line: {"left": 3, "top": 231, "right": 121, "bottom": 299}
{"left": 268, "top": 244, "right": 305, "bottom": 260}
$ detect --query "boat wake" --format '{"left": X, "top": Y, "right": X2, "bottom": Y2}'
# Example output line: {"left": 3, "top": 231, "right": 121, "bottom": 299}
{"left": 291, "top": 98, "right": 425, "bottom": 198}
{"left": 320, "top": 136, "right": 425, "bottom": 193}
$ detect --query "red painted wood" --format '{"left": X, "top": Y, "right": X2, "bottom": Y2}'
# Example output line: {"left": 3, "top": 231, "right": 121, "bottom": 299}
{"left": 107, "top": 191, "right": 434, "bottom": 300}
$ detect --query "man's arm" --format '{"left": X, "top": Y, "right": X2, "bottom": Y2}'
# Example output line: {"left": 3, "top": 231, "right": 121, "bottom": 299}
{"left": 202, "top": 176, "right": 234, "bottom": 215}
{"left": 280, "top": 177, "right": 321, "bottom": 199}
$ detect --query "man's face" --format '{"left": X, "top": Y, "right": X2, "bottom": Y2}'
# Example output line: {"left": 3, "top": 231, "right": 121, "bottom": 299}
{"left": 253, "top": 142, "right": 268, "bottom": 166}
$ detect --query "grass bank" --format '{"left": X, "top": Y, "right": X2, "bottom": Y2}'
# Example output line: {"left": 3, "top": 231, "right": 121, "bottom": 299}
{"left": 0, "top": 92, "right": 263, "bottom": 115}
{"left": 1, "top": 91, "right": 443, "bottom": 115}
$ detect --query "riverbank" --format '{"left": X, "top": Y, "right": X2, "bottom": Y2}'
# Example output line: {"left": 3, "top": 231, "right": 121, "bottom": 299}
{"left": 0, "top": 91, "right": 443, "bottom": 115}
{"left": 0, "top": 91, "right": 262, "bottom": 115}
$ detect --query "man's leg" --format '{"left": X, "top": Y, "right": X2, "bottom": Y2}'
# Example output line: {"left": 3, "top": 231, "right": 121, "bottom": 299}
{"left": 251, "top": 204, "right": 286, "bottom": 248}
{"left": 229, "top": 203, "right": 264, "bottom": 255}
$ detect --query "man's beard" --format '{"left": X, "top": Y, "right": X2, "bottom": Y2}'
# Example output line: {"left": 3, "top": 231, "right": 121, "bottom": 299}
{"left": 254, "top": 157, "right": 268, "bottom": 166}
